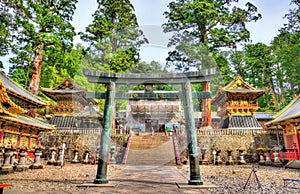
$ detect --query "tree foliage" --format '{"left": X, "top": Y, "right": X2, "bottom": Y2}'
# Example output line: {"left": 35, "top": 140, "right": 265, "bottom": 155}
{"left": 2, "top": 0, "right": 78, "bottom": 94}
{"left": 80, "top": 0, "right": 147, "bottom": 73}
{"left": 163, "top": 0, "right": 261, "bottom": 71}
{"left": 280, "top": 0, "right": 300, "bottom": 32}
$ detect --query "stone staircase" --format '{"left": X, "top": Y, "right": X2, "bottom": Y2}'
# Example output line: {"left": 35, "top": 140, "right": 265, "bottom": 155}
{"left": 125, "top": 135, "right": 176, "bottom": 165}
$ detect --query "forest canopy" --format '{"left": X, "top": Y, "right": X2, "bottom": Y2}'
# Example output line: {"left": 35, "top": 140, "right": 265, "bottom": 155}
{"left": 0, "top": 0, "right": 299, "bottom": 112}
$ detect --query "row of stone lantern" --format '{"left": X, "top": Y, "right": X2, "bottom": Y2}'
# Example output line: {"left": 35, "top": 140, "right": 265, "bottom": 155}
{"left": 199, "top": 146, "right": 247, "bottom": 165}
{"left": 256, "top": 147, "right": 282, "bottom": 167}
{"left": 46, "top": 145, "right": 92, "bottom": 165}
{"left": 0, "top": 142, "right": 44, "bottom": 173}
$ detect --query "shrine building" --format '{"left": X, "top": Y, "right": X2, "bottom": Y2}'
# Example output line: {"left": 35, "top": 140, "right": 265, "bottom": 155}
{"left": 126, "top": 89, "right": 182, "bottom": 133}
{"left": 0, "top": 71, "right": 53, "bottom": 148}
{"left": 265, "top": 95, "right": 300, "bottom": 160}
{"left": 41, "top": 78, "right": 102, "bottom": 134}
{"left": 212, "top": 75, "right": 269, "bottom": 130}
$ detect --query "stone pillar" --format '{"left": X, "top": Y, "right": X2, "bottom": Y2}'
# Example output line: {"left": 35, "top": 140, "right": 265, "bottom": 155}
{"left": 16, "top": 146, "right": 28, "bottom": 171}
{"left": 94, "top": 82, "right": 115, "bottom": 184}
{"left": 56, "top": 146, "right": 65, "bottom": 166}
{"left": 181, "top": 81, "right": 203, "bottom": 185}
{"left": 31, "top": 146, "right": 44, "bottom": 169}
{"left": 201, "top": 82, "right": 212, "bottom": 129}
{"left": 110, "top": 145, "right": 116, "bottom": 164}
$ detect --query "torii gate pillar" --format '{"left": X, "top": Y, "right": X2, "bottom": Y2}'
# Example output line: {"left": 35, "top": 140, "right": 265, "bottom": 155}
{"left": 182, "top": 81, "right": 203, "bottom": 185}
{"left": 94, "top": 82, "right": 115, "bottom": 184}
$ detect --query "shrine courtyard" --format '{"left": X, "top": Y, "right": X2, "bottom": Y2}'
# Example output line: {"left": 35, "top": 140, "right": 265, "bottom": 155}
{"left": 1, "top": 163, "right": 299, "bottom": 193}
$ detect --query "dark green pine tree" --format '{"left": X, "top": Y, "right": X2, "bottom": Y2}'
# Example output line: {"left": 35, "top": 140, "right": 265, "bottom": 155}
{"left": 162, "top": 0, "right": 261, "bottom": 72}
{"left": 80, "top": 0, "right": 148, "bottom": 73}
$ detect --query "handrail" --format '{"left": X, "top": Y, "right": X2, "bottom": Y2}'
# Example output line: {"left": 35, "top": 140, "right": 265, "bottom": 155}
{"left": 122, "top": 135, "right": 132, "bottom": 164}
{"left": 172, "top": 133, "right": 181, "bottom": 165}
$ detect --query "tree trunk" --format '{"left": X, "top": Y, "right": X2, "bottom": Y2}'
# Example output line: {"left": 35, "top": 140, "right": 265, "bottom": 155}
{"left": 28, "top": 44, "right": 44, "bottom": 117}
{"left": 268, "top": 79, "right": 278, "bottom": 111}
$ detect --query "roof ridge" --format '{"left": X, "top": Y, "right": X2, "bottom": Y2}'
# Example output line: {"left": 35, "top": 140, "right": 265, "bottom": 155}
{"left": 271, "top": 95, "right": 300, "bottom": 119}
{"left": 19, "top": 114, "right": 54, "bottom": 129}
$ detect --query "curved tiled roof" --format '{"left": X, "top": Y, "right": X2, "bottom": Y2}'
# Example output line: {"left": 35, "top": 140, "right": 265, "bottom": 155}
{"left": 0, "top": 79, "right": 25, "bottom": 115}
{"left": 0, "top": 115, "right": 53, "bottom": 131}
{"left": 50, "top": 115, "right": 77, "bottom": 129}
{"left": 75, "top": 105, "right": 102, "bottom": 118}
{"left": 0, "top": 71, "right": 46, "bottom": 106}
{"left": 267, "top": 95, "right": 300, "bottom": 125}
{"left": 220, "top": 116, "right": 262, "bottom": 129}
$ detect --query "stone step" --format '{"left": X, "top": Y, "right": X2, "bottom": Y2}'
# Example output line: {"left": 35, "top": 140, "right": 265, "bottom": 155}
{"left": 126, "top": 136, "right": 176, "bottom": 165}
{"left": 129, "top": 135, "right": 171, "bottom": 150}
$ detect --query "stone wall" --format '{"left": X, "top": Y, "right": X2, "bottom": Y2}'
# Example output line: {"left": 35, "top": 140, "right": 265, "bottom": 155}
{"left": 38, "top": 132, "right": 129, "bottom": 163}
{"left": 38, "top": 132, "right": 283, "bottom": 165}
{"left": 176, "top": 133, "right": 283, "bottom": 164}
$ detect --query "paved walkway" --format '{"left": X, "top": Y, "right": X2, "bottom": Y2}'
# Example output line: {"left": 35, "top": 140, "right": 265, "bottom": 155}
{"left": 78, "top": 165, "right": 216, "bottom": 194}
{"left": 4, "top": 165, "right": 217, "bottom": 194}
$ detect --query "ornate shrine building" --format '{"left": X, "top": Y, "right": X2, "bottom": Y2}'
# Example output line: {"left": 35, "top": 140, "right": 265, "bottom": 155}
{"left": 41, "top": 78, "right": 101, "bottom": 134}
{"left": 265, "top": 95, "right": 300, "bottom": 160}
{"left": 212, "top": 75, "right": 268, "bottom": 130}
{"left": 126, "top": 89, "right": 182, "bottom": 133}
{"left": 0, "top": 71, "right": 53, "bottom": 148}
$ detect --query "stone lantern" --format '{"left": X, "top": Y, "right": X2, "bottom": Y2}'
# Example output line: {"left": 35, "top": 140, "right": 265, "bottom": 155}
{"left": 226, "top": 147, "right": 234, "bottom": 165}
{"left": 264, "top": 148, "right": 272, "bottom": 166}
{"left": 31, "top": 144, "right": 45, "bottom": 169}
{"left": 56, "top": 145, "right": 65, "bottom": 166}
{"left": 256, "top": 147, "right": 265, "bottom": 165}
{"left": 110, "top": 145, "right": 116, "bottom": 164}
{"left": 200, "top": 146, "right": 208, "bottom": 165}
{"left": 16, "top": 145, "right": 28, "bottom": 171}
{"left": 237, "top": 147, "right": 246, "bottom": 165}
{"left": 215, "top": 148, "right": 223, "bottom": 165}
{"left": 71, "top": 147, "right": 80, "bottom": 163}
{"left": 0, "top": 143, "right": 4, "bottom": 164}
{"left": 0, "top": 140, "right": 16, "bottom": 173}
{"left": 47, "top": 147, "right": 57, "bottom": 165}
{"left": 82, "top": 148, "right": 90, "bottom": 164}
{"left": 272, "top": 147, "right": 282, "bottom": 167}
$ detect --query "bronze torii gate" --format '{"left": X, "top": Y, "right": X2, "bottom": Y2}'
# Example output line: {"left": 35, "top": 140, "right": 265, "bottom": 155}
{"left": 83, "top": 68, "right": 216, "bottom": 185}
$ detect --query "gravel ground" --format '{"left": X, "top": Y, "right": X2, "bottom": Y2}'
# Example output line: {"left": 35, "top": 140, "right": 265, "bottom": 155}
{"left": 1, "top": 163, "right": 299, "bottom": 193}
{"left": 178, "top": 164, "right": 300, "bottom": 194}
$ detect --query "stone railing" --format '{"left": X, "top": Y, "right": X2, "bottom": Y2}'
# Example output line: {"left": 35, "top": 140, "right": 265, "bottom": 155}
{"left": 54, "top": 128, "right": 101, "bottom": 134}
{"left": 196, "top": 128, "right": 283, "bottom": 136}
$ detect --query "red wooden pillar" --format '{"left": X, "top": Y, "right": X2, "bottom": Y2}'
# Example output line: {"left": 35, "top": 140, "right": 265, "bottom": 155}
{"left": 201, "top": 82, "right": 212, "bottom": 129}
{"left": 0, "top": 131, "right": 2, "bottom": 142}
{"left": 27, "top": 136, "right": 31, "bottom": 148}
{"left": 17, "top": 135, "right": 21, "bottom": 147}
{"left": 35, "top": 137, "right": 38, "bottom": 146}
{"left": 295, "top": 127, "right": 300, "bottom": 153}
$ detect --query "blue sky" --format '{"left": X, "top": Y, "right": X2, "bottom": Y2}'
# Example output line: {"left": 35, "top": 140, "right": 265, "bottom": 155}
{"left": 72, "top": 0, "right": 292, "bottom": 65}
{"left": 1, "top": 0, "right": 293, "bottom": 73}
